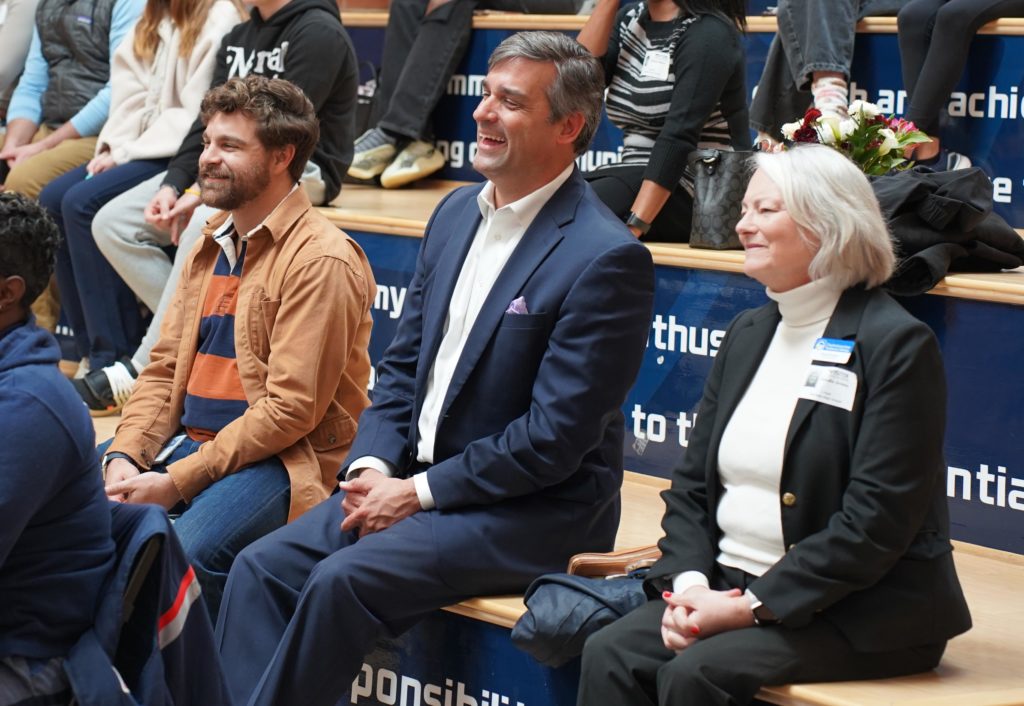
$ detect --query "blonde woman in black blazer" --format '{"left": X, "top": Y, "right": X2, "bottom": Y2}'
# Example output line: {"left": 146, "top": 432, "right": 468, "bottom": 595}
{"left": 578, "top": 145, "right": 971, "bottom": 706}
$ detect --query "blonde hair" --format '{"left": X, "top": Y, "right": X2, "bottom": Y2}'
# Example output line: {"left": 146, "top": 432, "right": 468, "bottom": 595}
{"left": 754, "top": 145, "right": 896, "bottom": 289}
{"left": 133, "top": 0, "right": 246, "bottom": 62}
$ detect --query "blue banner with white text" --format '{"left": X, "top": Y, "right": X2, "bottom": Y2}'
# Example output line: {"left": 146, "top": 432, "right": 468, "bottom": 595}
{"left": 349, "top": 229, "right": 1024, "bottom": 555}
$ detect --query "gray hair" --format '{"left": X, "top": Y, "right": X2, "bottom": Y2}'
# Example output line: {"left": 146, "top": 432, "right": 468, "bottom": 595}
{"left": 488, "top": 31, "right": 604, "bottom": 156}
{"left": 753, "top": 145, "right": 896, "bottom": 289}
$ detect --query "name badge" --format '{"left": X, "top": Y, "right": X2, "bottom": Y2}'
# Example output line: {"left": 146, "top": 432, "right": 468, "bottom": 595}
{"left": 641, "top": 51, "right": 671, "bottom": 81}
{"left": 811, "top": 337, "right": 854, "bottom": 364}
{"left": 799, "top": 365, "right": 857, "bottom": 411}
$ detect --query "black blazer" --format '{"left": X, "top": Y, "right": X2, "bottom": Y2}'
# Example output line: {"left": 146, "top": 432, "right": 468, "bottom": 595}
{"left": 647, "top": 286, "right": 972, "bottom": 652}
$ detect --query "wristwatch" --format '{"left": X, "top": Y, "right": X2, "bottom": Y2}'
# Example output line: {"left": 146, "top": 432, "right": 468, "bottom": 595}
{"left": 626, "top": 212, "right": 652, "bottom": 235}
{"left": 747, "top": 591, "right": 779, "bottom": 626}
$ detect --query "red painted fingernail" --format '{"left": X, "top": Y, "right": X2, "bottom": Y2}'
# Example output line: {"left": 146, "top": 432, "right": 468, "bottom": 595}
{"left": 691, "top": 626, "right": 701, "bottom": 636}
{"left": 662, "top": 591, "right": 673, "bottom": 599}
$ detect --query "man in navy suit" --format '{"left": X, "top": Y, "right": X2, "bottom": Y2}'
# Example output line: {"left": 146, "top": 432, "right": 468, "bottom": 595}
{"left": 215, "top": 31, "right": 656, "bottom": 706}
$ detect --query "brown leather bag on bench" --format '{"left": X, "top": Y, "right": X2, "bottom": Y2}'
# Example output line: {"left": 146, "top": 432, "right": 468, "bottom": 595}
{"left": 567, "top": 545, "right": 661, "bottom": 578}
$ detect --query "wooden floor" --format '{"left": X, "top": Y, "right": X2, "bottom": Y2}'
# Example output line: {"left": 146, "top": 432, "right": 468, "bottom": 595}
{"left": 92, "top": 414, "right": 120, "bottom": 444}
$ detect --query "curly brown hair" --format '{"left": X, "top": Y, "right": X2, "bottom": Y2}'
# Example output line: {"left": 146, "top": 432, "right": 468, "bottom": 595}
{"left": 200, "top": 76, "right": 320, "bottom": 183}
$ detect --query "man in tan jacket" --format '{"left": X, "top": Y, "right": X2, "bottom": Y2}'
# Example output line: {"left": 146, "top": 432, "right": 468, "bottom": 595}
{"left": 101, "top": 75, "right": 375, "bottom": 621}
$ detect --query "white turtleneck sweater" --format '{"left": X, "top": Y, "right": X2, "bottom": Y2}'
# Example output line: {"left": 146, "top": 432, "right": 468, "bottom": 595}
{"left": 672, "top": 276, "right": 844, "bottom": 594}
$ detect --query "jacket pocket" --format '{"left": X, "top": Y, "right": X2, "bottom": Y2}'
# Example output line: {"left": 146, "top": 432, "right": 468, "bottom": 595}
{"left": 249, "top": 297, "right": 281, "bottom": 360}
{"left": 498, "top": 311, "right": 548, "bottom": 330}
{"left": 309, "top": 412, "right": 357, "bottom": 452}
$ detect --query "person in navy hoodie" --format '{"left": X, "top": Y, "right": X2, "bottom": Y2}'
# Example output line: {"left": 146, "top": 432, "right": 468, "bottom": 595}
{"left": 0, "top": 192, "right": 115, "bottom": 705}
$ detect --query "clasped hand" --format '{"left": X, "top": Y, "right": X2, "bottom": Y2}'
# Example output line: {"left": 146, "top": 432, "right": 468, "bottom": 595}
{"left": 104, "top": 458, "right": 183, "bottom": 509}
{"left": 661, "top": 586, "right": 756, "bottom": 653}
{"left": 339, "top": 469, "right": 421, "bottom": 537}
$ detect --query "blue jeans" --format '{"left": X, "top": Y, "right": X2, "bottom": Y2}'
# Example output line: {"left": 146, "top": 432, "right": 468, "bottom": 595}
{"left": 39, "top": 160, "right": 167, "bottom": 368}
{"left": 750, "top": 0, "right": 905, "bottom": 136}
{"left": 98, "top": 435, "right": 290, "bottom": 621}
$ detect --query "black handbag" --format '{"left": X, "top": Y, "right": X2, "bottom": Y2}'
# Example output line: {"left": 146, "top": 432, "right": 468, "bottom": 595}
{"left": 688, "top": 148, "right": 753, "bottom": 250}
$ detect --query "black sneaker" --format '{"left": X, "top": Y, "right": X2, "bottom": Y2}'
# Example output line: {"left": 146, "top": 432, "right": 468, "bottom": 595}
{"left": 74, "top": 356, "right": 140, "bottom": 417}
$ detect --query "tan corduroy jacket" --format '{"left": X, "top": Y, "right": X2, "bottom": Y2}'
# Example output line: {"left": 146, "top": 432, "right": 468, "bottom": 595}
{"left": 110, "top": 188, "right": 376, "bottom": 521}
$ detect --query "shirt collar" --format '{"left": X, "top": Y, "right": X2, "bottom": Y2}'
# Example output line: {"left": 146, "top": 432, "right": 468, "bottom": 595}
{"left": 476, "top": 164, "right": 575, "bottom": 230}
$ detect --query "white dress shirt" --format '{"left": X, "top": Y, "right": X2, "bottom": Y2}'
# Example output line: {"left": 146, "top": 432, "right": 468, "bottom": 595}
{"left": 672, "top": 276, "right": 843, "bottom": 596}
{"left": 349, "top": 165, "right": 575, "bottom": 509}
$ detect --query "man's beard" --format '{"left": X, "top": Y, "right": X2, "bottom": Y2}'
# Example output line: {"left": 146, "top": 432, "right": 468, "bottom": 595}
{"left": 198, "top": 162, "right": 271, "bottom": 211}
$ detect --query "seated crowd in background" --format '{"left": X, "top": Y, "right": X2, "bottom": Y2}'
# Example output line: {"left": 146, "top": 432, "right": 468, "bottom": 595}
{"left": 576, "top": 0, "right": 747, "bottom": 242}
{"left": 0, "top": 0, "right": 1005, "bottom": 697}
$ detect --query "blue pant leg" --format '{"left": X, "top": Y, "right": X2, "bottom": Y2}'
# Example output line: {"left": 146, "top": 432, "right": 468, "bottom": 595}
{"left": 216, "top": 496, "right": 356, "bottom": 706}
{"left": 58, "top": 159, "right": 168, "bottom": 369}
{"left": 40, "top": 165, "right": 91, "bottom": 360}
{"left": 169, "top": 452, "right": 291, "bottom": 622}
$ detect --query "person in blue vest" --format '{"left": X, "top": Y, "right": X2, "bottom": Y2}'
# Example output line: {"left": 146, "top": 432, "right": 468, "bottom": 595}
{"left": 216, "top": 31, "right": 656, "bottom": 706}
{"left": 0, "top": 0, "right": 144, "bottom": 196}
{"left": 0, "top": 192, "right": 115, "bottom": 704}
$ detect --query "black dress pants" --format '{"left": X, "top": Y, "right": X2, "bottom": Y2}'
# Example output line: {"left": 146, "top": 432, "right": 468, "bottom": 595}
{"left": 578, "top": 592, "right": 946, "bottom": 706}
{"left": 376, "top": 0, "right": 581, "bottom": 141}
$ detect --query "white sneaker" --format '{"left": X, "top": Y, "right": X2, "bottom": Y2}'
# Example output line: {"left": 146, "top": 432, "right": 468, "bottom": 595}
{"left": 380, "top": 141, "right": 446, "bottom": 189}
{"left": 348, "top": 128, "right": 399, "bottom": 181}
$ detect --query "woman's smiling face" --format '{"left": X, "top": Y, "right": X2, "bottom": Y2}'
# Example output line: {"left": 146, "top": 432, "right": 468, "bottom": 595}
{"left": 736, "top": 169, "right": 819, "bottom": 292}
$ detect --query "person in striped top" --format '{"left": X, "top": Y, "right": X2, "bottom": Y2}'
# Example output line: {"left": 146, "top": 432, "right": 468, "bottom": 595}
{"left": 578, "top": 0, "right": 748, "bottom": 242}
{"left": 100, "top": 76, "right": 376, "bottom": 621}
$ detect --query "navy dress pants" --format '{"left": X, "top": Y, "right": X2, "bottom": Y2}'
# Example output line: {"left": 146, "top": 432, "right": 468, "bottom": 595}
{"left": 216, "top": 492, "right": 606, "bottom": 706}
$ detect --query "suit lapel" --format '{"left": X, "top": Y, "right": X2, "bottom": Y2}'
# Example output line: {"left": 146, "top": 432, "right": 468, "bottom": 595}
{"left": 418, "top": 190, "right": 485, "bottom": 389}
{"left": 439, "top": 173, "right": 582, "bottom": 415}
{"left": 706, "top": 306, "right": 781, "bottom": 486}
{"left": 782, "top": 286, "right": 871, "bottom": 458}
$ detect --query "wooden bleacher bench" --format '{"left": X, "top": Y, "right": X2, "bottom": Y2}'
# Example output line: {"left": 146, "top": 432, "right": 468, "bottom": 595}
{"left": 320, "top": 180, "right": 1024, "bottom": 306}
{"left": 444, "top": 471, "right": 1024, "bottom": 706}
{"left": 341, "top": 9, "right": 1024, "bottom": 35}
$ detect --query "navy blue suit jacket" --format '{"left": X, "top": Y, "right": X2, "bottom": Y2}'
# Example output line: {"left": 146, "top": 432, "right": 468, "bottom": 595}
{"left": 343, "top": 169, "right": 655, "bottom": 567}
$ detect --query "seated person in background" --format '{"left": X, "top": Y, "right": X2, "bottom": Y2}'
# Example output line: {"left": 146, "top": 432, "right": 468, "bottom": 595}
{"left": 751, "top": 0, "right": 908, "bottom": 148}
{"left": 80, "top": 0, "right": 359, "bottom": 415}
{"left": 215, "top": 32, "right": 655, "bottom": 706}
{"left": 0, "top": 192, "right": 115, "bottom": 705}
{"left": 0, "top": 0, "right": 143, "bottom": 195}
{"left": 576, "top": 0, "right": 748, "bottom": 243}
{"left": 0, "top": 0, "right": 41, "bottom": 121}
{"left": 348, "top": 0, "right": 583, "bottom": 189}
{"left": 577, "top": 145, "right": 972, "bottom": 706}
{"left": 39, "top": 0, "right": 245, "bottom": 395}
{"left": 898, "top": 0, "right": 1024, "bottom": 170}
{"left": 101, "top": 76, "right": 376, "bottom": 622}
{"left": 0, "top": 0, "right": 144, "bottom": 331}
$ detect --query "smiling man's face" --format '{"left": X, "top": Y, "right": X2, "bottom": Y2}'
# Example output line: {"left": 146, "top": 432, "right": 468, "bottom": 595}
{"left": 472, "top": 58, "right": 575, "bottom": 206}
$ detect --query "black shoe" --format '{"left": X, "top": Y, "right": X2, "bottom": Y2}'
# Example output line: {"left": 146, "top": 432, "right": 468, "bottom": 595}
{"left": 74, "top": 356, "right": 140, "bottom": 417}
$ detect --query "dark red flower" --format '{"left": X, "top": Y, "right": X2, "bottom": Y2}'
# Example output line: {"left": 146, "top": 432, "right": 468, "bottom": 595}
{"left": 793, "top": 125, "right": 820, "bottom": 143}
{"left": 803, "top": 107, "right": 822, "bottom": 124}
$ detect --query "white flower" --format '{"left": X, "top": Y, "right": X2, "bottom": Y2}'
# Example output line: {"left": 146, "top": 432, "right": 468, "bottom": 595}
{"left": 817, "top": 116, "right": 841, "bottom": 145}
{"left": 849, "top": 100, "right": 881, "bottom": 119}
{"left": 838, "top": 119, "right": 858, "bottom": 139}
{"left": 781, "top": 120, "right": 802, "bottom": 140}
{"left": 877, "top": 128, "right": 899, "bottom": 155}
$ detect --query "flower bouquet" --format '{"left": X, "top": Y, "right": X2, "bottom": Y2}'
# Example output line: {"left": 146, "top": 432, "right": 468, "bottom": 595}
{"left": 780, "top": 101, "right": 931, "bottom": 176}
